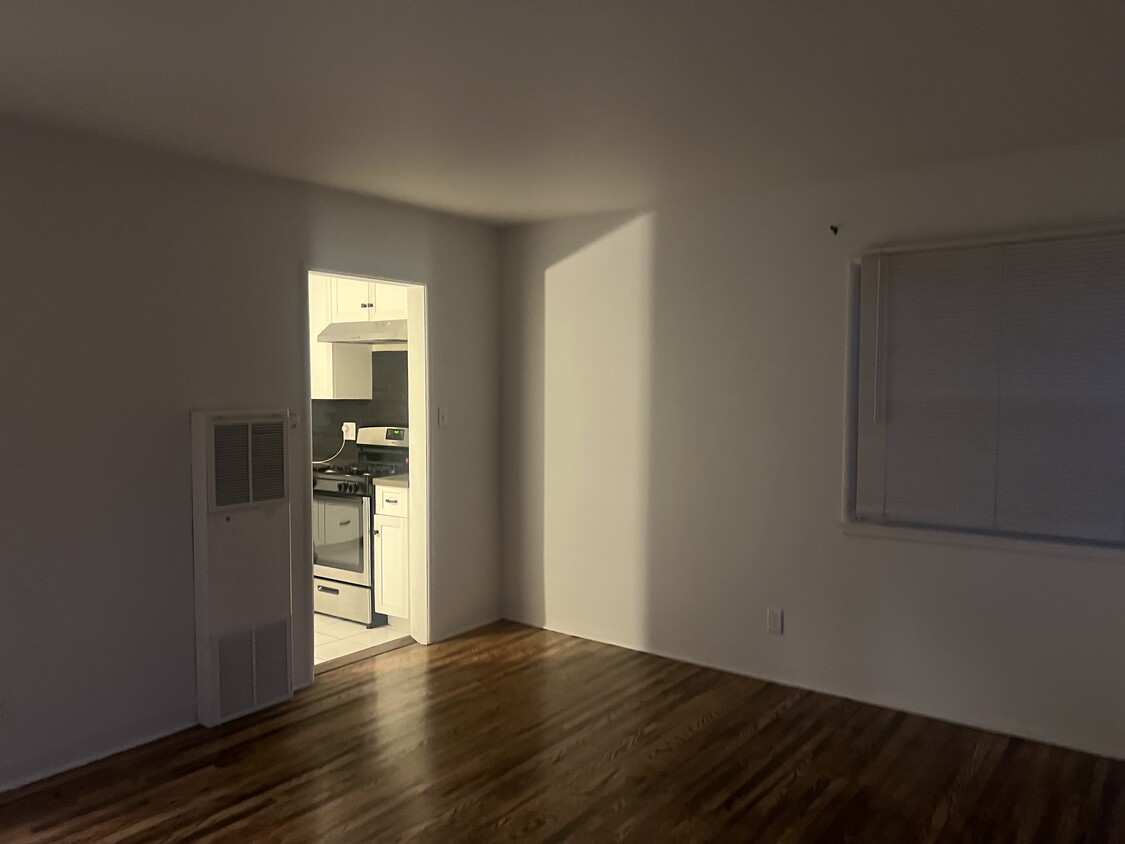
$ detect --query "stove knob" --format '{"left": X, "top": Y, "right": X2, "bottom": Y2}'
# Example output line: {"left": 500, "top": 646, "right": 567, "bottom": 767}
{"left": 337, "top": 482, "right": 345, "bottom": 492}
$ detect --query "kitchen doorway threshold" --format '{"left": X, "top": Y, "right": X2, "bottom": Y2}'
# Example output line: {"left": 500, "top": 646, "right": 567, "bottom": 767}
{"left": 315, "top": 632, "right": 415, "bottom": 674}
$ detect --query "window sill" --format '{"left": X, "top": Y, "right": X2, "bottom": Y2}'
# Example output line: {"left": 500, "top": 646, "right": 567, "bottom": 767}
{"left": 840, "top": 519, "right": 1125, "bottom": 563}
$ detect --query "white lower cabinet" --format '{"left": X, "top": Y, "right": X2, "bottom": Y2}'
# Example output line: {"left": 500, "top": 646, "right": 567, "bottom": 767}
{"left": 374, "top": 514, "right": 409, "bottom": 619}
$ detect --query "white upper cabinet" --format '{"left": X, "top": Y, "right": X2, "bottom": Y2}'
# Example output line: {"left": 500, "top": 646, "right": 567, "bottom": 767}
{"left": 374, "top": 281, "right": 408, "bottom": 315}
{"left": 309, "top": 276, "right": 334, "bottom": 399}
{"left": 309, "top": 273, "right": 372, "bottom": 400}
{"left": 330, "top": 277, "right": 408, "bottom": 323}
{"left": 331, "top": 276, "right": 376, "bottom": 323}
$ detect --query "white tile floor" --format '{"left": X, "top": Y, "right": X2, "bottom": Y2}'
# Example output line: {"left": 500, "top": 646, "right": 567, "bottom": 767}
{"left": 313, "top": 613, "right": 409, "bottom": 665}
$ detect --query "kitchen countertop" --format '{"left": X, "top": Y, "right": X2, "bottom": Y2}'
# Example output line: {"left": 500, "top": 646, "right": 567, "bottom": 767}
{"left": 375, "top": 473, "right": 409, "bottom": 489}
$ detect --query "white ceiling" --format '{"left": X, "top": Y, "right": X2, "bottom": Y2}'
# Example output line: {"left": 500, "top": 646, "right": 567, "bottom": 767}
{"left": 2, "top": 1, "right": 1124, "bottom": 223}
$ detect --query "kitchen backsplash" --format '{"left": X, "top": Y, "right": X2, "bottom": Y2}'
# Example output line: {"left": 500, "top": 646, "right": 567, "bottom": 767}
{"left": 312, "top": 351, "right": 408, "bottom": 462}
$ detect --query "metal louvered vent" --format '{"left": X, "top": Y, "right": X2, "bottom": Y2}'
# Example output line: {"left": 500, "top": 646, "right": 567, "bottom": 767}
{"left": 253, "top": 619, "right": 291, "bottom": 706}
{"left": 213, "top": 423, "right": 250, "bottom": 507}
{"left": 251, "top": 421, "right": 286, "bottom": 502}
{"left": 218, "top": 629, "right": 255, "bottom": 718}
{"left": 210, "top": 416, "right": 289, "bottom": 509}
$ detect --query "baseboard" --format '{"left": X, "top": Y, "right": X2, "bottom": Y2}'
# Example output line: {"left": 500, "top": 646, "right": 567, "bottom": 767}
{"left": 502, "top": 615, "right": 1125, "bottom": 763}
{"left": 429, "top": 609, "right": 504, "bottom": 643}
{"left": 0, "top": 718, "right": 197, "bottom": 794}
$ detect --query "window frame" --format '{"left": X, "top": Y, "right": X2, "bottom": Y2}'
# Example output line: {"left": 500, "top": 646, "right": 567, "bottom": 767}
{"left": 842, "top": 226, "right": 1125, "bottom": 552}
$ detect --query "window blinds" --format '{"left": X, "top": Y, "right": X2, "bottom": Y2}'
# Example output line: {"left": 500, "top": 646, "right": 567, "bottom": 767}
{"left": 854, "top": 231, "right": 1125, "bottom": 546}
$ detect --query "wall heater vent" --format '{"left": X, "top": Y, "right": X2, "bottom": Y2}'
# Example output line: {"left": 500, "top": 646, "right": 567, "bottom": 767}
{"left": 216, "top": 620, "right": 292, "bottom": 720}
{"left": 192, "top": 410, "right": 294, "bottom": 727}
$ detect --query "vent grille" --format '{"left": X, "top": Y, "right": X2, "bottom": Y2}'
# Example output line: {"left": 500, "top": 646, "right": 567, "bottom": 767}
{"left": 217, "top": 629, "right": 255, "bottom": 718}
{"left": 214, "top": 622, "right": 292, "bottom": 723}
{"left": 213, "top": 424, "right": 250, "bottom": 507}
{"left": 251, "top": 421, "right": 286, "bottom": 502}
{"left": 253, "top": 619, "right": 291, "bottom": 706}
{"left": 210, "top": 416, "right": 289, "bottom": 509}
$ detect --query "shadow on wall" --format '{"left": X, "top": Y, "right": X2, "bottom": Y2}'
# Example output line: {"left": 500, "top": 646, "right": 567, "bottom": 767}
{"left": 510, "top": 153, "right": 1125, "bottom": 762}
{"left": 0, "top": 116, "right": 503, "bottom": 791}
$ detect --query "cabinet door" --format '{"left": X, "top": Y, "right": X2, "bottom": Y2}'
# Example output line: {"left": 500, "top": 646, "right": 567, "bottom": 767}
{"left": 308, "top": 274, "right": 334, "bottom": 399}
{"left": 374, "top": 514, "right": 409, "bottom": 618}
{"left": 374, "top": 281, "right": 408, "bottom": 314}
{"left": 330, "top": 344, "right": 373, "bottom": 400}
{"left": 332, "top": 277, "right": 375, "bottom": 322}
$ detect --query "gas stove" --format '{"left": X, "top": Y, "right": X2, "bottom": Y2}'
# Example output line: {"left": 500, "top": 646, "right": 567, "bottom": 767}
{"left": 312, "top": 427, "right": 409, "bottom": 628}
{"left": 312, "top": 426, "right": 408, "bottom": 493}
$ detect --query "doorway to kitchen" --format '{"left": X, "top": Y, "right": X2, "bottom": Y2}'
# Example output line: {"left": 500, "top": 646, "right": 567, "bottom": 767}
{"left": 305, "top": 270, "right": 430, "bottom": 673}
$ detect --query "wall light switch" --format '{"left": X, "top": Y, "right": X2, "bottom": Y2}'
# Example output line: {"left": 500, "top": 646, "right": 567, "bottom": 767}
{"left": 766, "top": 607, "right": 784, "bottom": 636}
{"left": 342, "top": 422, "right": 357, "bottom": 441}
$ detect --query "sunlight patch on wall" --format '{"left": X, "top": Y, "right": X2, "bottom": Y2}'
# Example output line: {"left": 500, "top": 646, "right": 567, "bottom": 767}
{"left": 543, "top": 214, "right": 655, "bottom": 645}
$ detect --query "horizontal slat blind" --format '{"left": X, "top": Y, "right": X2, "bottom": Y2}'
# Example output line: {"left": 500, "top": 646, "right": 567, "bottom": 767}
{"left": 853, "top": 254, "right": 887, "bottom": 519}
{"left": 853, "top": 230, "right": 1125, "bottom": 546}
{"left": 995, "top": 235, "right": 1125, "bottom": 542}
{"left": 882, "top": 246, "right": 1002, "bottom": 528}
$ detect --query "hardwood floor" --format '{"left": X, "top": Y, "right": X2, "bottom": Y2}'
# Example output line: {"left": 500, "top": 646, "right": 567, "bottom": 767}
{"left": 3, "top": 621, "right": 1124, "bottom": 842}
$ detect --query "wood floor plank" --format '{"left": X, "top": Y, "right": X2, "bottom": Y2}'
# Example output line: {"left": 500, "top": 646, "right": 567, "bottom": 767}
{"left": 2, "top": 621, "right": 1124, "bottom": 843}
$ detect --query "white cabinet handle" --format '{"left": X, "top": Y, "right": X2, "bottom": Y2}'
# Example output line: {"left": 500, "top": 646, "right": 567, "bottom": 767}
{"left": 385, "top": 498, "right": 398, "bottom": 505}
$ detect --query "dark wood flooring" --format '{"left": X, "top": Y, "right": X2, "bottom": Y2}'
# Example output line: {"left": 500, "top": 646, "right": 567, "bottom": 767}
{"left": 3, "top": 621, "right": 1124, "bottom": 842}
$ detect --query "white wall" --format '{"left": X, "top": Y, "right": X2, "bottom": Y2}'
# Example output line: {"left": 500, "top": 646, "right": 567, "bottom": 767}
{"left": 0, "top": 117, "right": 501, "bottom": 791}
{"left": 500, "top": 137, "right": 1125, "bottom": 759}
{"left": 543, "top": 215, "right": 653, "bottom": 643}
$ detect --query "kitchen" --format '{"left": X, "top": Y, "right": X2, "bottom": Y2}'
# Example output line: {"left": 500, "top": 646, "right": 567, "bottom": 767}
{"left": 308, "top": 271, "right": 419, "bottom": 668}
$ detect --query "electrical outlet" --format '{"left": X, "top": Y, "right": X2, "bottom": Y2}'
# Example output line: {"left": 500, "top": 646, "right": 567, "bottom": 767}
{"left": 342, "top": 422, "right": 357, "bottom": 441}
{"left": 766, "top": 607, "right": 784, "bottom": 636}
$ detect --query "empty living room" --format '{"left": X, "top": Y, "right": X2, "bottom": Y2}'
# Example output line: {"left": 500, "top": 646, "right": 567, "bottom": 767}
{"left": 2, "top": 2, "right": 1125, "bottom": 841}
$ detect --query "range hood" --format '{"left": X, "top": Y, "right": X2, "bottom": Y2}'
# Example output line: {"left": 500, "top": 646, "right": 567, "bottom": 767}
{"left": 317, "top": 317, "right": 407, "bottom": 348}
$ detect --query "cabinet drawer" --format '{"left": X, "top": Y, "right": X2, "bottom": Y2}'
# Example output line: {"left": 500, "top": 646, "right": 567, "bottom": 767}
{"left": 375, "top": 485, "right": 408, "bottom": 517}
{"left": 313, "top": 577, "right": 372, "bottom": 625}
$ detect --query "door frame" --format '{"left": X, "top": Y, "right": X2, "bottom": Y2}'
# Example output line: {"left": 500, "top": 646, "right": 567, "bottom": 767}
{"left": 298, "top": 267, "right": 432, "bottom": 685}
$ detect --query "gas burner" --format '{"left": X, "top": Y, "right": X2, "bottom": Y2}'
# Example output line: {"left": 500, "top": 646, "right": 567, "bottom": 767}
{"left": 313, "top": 464, "right": 354, "bottom": 474}
{"left": 313, "top": 427, "right": 408, "bottom": 480}
{"left": 361, "top": 463, "right": 403, "bottom": 478}
{"left": 313, "top": 463, "right": 402, "bottom": 478}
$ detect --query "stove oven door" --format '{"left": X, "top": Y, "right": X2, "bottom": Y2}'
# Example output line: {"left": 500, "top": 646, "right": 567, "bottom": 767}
{"left": 313, "top": 493, "right": 373, "bottom": 587}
